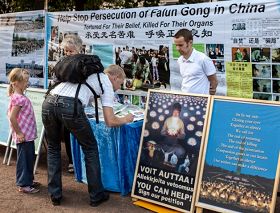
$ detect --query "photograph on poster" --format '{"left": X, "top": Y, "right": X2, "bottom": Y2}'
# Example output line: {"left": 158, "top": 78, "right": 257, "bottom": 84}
{"left": 252, "top": 64, "right": 271, "bottom": 78}
{"left": 132, "top": 90, "right": 210, "bottom": 213}
{"left": 115, "top": 44, "right": 170, "bottom": 87}
{"left": 251, "top": 48, "right": 270, "bottom": 63}
{"left": 273, "top": 94, "right": 280, "bottom": 101}
{"left": 123, "top": 94, "right": 131, "bottom": 105}
{"left": 51, "top": 26, "right": 59, "bottom": 43}
{"left": 0, "top": 15, "right": 16, "bottom": 26}
{"left": 140, "top": 96, "right": 147, "bottom": 109}
{"left": 232, "top": 47, "right": 250, "bottom": 62}
{"left": 11, "top": 36, "right": 44, "bottom": 57}
{"left": 253, "top": 93, "right": 272, "bottom": 101}
{"left": 213, "top": 60, "right": 225, "bottom": 73}
{"left": 272, "top": 65, "right": 280, "bottom": 78}
{"left": 273, "top": 80, "right": 280, "bottom": 94}
{"left": 206, "top": 44, "right": 224, "bottom": 60}
{"left": 272, "top": 48, "right": 280, "bottom": 63}
{"left": 197, "top": 97, "right": 280, "bottom": 213}
{"left": 4, "top": 61, "right": 43, "bottom": 88}
{"left": 48, "top": 30, "right": 80, "bottom": 62}
{"left": 253, "top": 79, "right": 271, "bottom": 93}
{"left": 6, "top": 61, "right": 43, "bottom": 78}
{"left": 11, "top": 15, "right": 44, "bottom": 57}
{"left": 14, "top": 14, "right": 44, "bottom": 33}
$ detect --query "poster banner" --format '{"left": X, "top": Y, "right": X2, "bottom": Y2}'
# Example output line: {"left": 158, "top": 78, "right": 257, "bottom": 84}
{"left": 46, "top": 0, "right": 280, "bottom": 100}
{"left": 196, "top": 97, "right": 280, "bottom": 213}
{"left": 131, "top": 90, "right": 210, "bottom": 212}
{"left": 0, "top": 10, "right": 45, "bottom": 88}
{"left": 0, "top": 85, "right": 9, "bottom": 145}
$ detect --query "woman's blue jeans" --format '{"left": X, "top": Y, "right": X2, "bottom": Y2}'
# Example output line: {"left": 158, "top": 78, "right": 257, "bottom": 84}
{"left": 42, "top": 94, "right": 104, "bottom": 202}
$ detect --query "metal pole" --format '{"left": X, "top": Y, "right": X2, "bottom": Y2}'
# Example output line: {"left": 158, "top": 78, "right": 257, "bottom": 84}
{"left": 44, "top": 0, "right": 48, "bottom": 11}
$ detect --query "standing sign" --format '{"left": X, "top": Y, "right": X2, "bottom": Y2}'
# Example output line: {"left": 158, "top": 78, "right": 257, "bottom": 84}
{"left": 132, "top": 90, "right": 210, "bottom": 212}
{"left": 196, "top": 97, "right": 280, "bottom": 213}
{"left": 0, "top": 85, "right": 9, "bottom": 145}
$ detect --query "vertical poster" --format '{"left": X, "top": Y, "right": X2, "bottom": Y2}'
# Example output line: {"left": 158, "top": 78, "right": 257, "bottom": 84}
{"left": 0, "top": 11, "right": 45, "bottom": 88}
{"left": 132, "top": 90, "right": 210, "bottom": 213}
{"left": 0, "top": 85, "right": 9, "bottom": 145}
{"left": 196, "top": 97, "right": 280, "bottom": 213}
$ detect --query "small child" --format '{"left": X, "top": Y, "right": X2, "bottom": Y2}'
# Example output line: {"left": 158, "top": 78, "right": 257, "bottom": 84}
{"left": 7, "top": 68, "right": 40, "bottom": 194}
{"left": 151, "top": 53, "right": 159, "bottom": 83}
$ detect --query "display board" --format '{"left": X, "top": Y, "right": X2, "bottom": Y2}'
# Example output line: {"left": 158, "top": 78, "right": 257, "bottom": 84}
{"left": 196, "top": 96, "right": 280, "bottom": 213}
{"left": 10, "top": 88, "right": 46, "bottom": 155}
{"left": 0, "top": 10, "right": 45, "bottom": 88}
{"left": 0, "top": 85, "right": 10, "bottom": 146}
{"left": 46, "top": 0, "right": 280, "bottom": 101}
{"left": 132, "top": 90, "right": 210, "bottom": 213}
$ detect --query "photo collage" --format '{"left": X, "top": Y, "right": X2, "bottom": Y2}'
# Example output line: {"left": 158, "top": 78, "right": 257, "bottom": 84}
{"left": 231, "top": 47, "right": 280, "bottom": 101}
{"left": 206, "top": 44, "right": 280, "bottom": 101}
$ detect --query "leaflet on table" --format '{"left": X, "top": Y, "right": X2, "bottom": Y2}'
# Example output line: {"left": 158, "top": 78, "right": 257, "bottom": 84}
{"left": 88, "top": 99, "right": 144, "bottom": 121}
{"left": 115, "top": 105, "right": 144, "bottom": 121}
{"left": 93, "top": 99, "right": 128, "bottom": 115}
{"left": 112, "top": 102, "right": 128, "bottom": 114}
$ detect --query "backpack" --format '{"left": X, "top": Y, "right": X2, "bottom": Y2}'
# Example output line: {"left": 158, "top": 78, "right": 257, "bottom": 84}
{"left": 46, "top": 54, "right": 104, "bottom": 123}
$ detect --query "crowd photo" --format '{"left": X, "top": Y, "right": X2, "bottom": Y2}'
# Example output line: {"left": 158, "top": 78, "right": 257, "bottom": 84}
{"left": 115, "top": 45, "right": 170, "bottom": 90}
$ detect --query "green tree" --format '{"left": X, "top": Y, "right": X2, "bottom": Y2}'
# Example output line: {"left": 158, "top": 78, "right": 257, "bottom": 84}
{"left": 179, "top": 0, "right": 208, "bottom": 3}
{"left": 0, "top": 0, "right": 45, "bottom": 13}
{"left": 143, "top": 0, "right": 160, "bottom": 7}
{"left": 0, "top": 0, "right": 12, "bottom": 13}
{"left": 0, "top": 0, "right": 212, "bottom": 14}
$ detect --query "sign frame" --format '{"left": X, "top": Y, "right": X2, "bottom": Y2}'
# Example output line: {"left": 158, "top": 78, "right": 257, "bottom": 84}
{"left": 0, "top": 84, "right": 10, "bottom": 146}
{"left": 196, "top": 96, "right": 280, "bottom": 213}
{"left": 131, "top": 89, "right": 211, "bottom": 213}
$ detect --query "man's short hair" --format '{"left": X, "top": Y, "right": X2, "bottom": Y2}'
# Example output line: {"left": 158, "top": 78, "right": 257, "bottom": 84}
{"left": 174, "top": 29, "right": 193, "bottom": 43}
{"left": 104, "top": 64, "right": 126, "bottom": 79}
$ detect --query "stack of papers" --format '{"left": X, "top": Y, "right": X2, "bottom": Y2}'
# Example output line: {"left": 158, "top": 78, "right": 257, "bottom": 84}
{"left": 115, "top": 104, "right": 145, "bottom": 121}
{"left": 113, "top": 102, "right": 128, "bottom": 114}
{"left": 87, "top": 100, "right": 145, "bottom": 122}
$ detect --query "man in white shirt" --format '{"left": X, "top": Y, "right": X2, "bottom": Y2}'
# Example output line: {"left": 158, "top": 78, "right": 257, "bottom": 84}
{"left": 119, "top": 50, "right": 133, "bottom": 66}
{"left": 42, "top": 64, "right": 134, "bottom": 207}
{"left": 174, "top": 29, "right": 218, "bottom": 95}
{"left": 119, "top": 50, "right": 134, "bottom": 78}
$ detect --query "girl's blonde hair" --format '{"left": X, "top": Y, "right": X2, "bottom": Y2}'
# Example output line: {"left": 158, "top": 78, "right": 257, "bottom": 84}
{"left": 7, "top": 68, "right": 29, "bottom": 96}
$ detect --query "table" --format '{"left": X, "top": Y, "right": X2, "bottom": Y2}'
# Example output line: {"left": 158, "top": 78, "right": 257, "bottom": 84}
{"left": 70, "top": 119, "right": 143, "bottom": 196}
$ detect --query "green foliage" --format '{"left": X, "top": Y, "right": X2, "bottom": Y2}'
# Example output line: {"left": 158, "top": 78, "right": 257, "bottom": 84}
{"left": 179, "top": 0, "right": 208, "bottom": 3}
{"left": 48, "top": 0, "right": 75, "bottom": 12}
{"left": 0, "top": 0, "right": 45, "bottom": 13}
{"left": 143, "top": 0, "right": 160, "bottom": 7}
{"left": 0, "top": 0, "right": 212, "bottom": 14}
